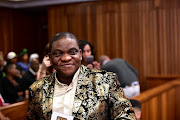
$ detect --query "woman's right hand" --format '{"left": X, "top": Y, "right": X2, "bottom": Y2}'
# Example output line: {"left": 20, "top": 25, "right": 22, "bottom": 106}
{"left": 41, "top": 55, "right": 52, "bottom": 69}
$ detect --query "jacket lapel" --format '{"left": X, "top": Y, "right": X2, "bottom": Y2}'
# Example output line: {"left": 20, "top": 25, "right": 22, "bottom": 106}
{"left": 73, "top": 65, "right": 90, "bottom": 115}
{"left": 42, "top": 73, "right": 55, "bottom": 118}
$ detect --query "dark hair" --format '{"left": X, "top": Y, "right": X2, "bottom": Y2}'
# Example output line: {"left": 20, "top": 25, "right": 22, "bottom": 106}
{"left": 78, "top": 40, "right": 95, "bottom": 56}
{"left": 44, "top": 43, "right": 50, "bottom": 56}
{"left": 130, "top": 99, "right": 141, "bottom": 111}
{"left": 19, "top": 48, "right": 28, "bottom": 57}
{"left": 49, "top": 32, "right": 78, "bottom": 53}
{"left": 3, "top": 63, "right": 15, "bottom": 74}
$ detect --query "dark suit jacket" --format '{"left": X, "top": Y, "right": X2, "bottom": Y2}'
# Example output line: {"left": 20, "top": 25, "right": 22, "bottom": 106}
{"left": 101, "top": 58, "right": 139, "bottom": 88}
{"left": 27, "top": 65, "right": 135, "bottom": 120}
{"left": 2, "top": 77, "right": 24, "bottom": 103}
{"left": 22, "top": 70, "right": 36, "bottom": 90}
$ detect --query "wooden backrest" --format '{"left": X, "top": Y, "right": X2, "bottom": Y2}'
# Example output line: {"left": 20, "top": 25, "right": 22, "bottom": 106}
{"left": 146, "top": 74, "right": 180, "bottom": 89}
{"left": 0, "top": 100, "right": 28, "bottom": 120}
{"left": 133, "top": 80, "right": 180, "bottom": 120}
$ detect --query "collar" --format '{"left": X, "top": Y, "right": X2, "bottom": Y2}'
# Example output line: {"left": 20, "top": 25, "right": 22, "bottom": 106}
{"left": 54, "top": 68, "right": 80, "bottom": 87}
{"left": 29, "top": 68, "right": 36, "bottom": 76}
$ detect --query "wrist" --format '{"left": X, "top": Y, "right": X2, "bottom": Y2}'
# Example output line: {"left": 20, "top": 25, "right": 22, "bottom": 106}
{"left": 40, "top": 71, "right": 46, "bottom": 74}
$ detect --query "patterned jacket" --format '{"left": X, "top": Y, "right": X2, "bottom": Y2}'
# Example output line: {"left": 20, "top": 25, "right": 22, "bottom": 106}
{"left": 27, "top": 65, "right": 135, "bottom": 120}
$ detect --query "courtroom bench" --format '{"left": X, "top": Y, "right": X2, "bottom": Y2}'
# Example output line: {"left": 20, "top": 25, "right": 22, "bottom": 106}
{"left": 0, "top": 100, "right": 28, "bottom": 120}
{"left": 133, "top": 79, "right": 180, "bottom": 120}
{"left": 146, "top": 74, "right": 180, "bottom": 89}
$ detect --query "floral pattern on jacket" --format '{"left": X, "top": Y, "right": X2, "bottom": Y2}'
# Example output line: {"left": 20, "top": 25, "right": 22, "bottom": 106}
{"left": 27, "top": 65, "right": 135, "bottom": 120}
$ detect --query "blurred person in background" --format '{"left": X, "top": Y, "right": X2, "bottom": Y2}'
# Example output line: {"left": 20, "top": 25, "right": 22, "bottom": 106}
{"left": 17, "top": 48, "right": 30, "bottom": 75}
{"left": 6, "top": 52, "right": 18, "bottom": 65}
{"left": 0, "top": 52, "right": 5, "bottom": 71}
{"left": 36, "top": 43, "right": 55, "bottom": 80}
{"left": 78, "top": 40, "right": 100, "bottom": 69}
{"left": 130, "top": 99, "right": 142, "bottom": 120}
{"left": 2, "top": 63, "right": 25, "bottom": 103}
{"left": 99, "top": 55, "right": 140, "bottom": 98}
{"left": 22, "top": 53, "right": 40, "bottom": 90}
{"left": 6, "top": 51, "right": 23, "bottom": 76}
{"left": 0, "top": 51, "right": 5, "bottom": 87}
{"left": 0, "top": 52, "right": 6, "bottom": 103}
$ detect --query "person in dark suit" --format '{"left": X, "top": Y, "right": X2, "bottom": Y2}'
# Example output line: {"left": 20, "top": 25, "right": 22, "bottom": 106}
{"left": 27, "top": 32, "right": 135, "bottom": 120}
{"left": 22, "top": 54, "right": 40, "bottom": 90}
{"left": 99, "top": 55, "right": 140, "bottom": 98}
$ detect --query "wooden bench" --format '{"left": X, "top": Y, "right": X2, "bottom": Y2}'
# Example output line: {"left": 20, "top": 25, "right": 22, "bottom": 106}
{"left": 2, "top": 79, "right": 180, "bottom": 120}
{"left": 146, "top": 74, "right": 180, "bottom": 89}
{"left": 0, "top": 100, "right": 28, "bottom": 120}
{"left": 133, "top": 79, "right": 180, "bottom": 120}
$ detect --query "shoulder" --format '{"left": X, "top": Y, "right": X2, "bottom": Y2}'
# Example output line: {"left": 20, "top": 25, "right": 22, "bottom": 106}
{"left": 81, "top": 65, "right": 117, "bottom": 84}
{"left": 82, "top": 65, "right": 116, "bottom": 75}
{"left": 29, "top": 73, "right": 55, "bottom": 92}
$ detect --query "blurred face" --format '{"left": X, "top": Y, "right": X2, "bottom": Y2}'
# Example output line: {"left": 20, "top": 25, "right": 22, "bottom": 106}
{"left": 50, "top": 38, "right": 82, "bottom": 78}
{"left": 0, "top": 58, "right": 4, "bottom": 68}
{"left": 22, "top": 53, "right": 29, "bottom": 62}
{"left": 10, "top": 57, "right": 18, "bottom": 64}
{"left": 30, "top": 59, "right": 40, "bottom": 72}
{"left": 134, "top": 108, "right": 141, "bottom": 120}
{"left": 83, "top": 44, "right": 92, "bottom": 62}
{"left": 8, "top": 64, "right": 20, "bottom": 77}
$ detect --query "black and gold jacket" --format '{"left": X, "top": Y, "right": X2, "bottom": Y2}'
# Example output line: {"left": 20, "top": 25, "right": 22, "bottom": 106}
{"left": 27, "top": 65, "right": 135, "bottom": 120}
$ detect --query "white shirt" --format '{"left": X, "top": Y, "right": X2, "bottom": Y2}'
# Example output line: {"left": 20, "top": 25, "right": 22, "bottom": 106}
{"left": 52, "top": 68, "right": 80, "bottom": 116}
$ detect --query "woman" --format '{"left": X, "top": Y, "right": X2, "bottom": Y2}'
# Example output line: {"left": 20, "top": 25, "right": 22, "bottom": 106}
{"left": 78, "top": 40, "right": 100, "bottom": 69}
{"left": 36, "top": 43, "right": 55, "bottom": 80}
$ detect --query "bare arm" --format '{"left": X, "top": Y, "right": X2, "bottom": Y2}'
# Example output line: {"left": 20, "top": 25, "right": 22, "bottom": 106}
{"left": 36, "top": 56, "right": 52, "bottom": 80}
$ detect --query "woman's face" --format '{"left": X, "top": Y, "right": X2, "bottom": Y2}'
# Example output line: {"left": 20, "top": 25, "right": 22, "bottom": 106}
{"left": 83, "top": 44, "right": 92, "bottom": 61}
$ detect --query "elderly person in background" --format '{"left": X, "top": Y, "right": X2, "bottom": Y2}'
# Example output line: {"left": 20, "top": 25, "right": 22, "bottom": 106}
{"left": 99, "top": 55, "right": 140, "bottom": 98}
{"left": 22, "top": 53, "right": 40, "bottom": 90}
{"left": 27, "top": 32, "right": 135, "bottom": 120}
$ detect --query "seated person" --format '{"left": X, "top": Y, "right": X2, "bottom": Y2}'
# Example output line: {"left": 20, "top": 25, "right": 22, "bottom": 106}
{"left": 6, "top": 51, "right": 18, "bottom": 65}
{"left": 78, "top": 40, "right": 100, "bottom": 69}
{"left": 22, "top": 53, "right": 40, "bottom": 90}
{"left": 17, "top": 48, "right": 30, "bottom": 75}
{"left": 0, "top": 52, "right": 5, "bottom": 97}
{"left": 2, "top": 63, "right": 25, "bottom": 103}
{"left": 6, "top": 51, "right": 23, "bottom": 76}
{"left": 99, "top": 55, "right": 140, "bottom": 98}
{"left": 27, "top": 32, "right": 136, "bottom": 119}
{"left": 130, "top": 99, "right": 142, "bottom": 120}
